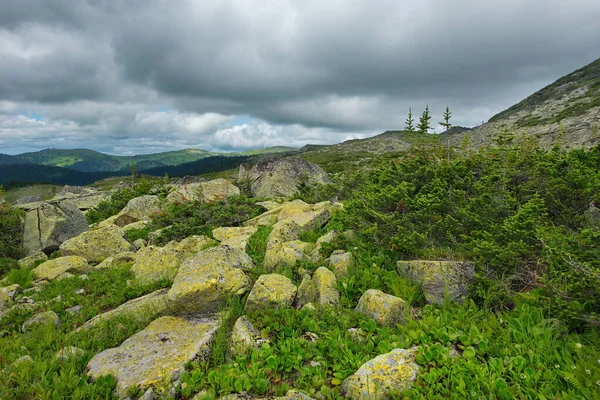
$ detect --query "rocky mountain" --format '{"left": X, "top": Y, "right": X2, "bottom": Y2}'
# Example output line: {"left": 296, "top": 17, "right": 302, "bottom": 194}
{"left": 452, "top": 57, "right": 600, "bottom": 148}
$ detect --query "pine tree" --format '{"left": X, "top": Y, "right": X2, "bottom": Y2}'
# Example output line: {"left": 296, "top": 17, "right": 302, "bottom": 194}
{"left": 417, "top": 105, "right": 432, "bottom": 134}
{"left": 405, "top": 108, "right": 415, "bottom": 133}
{"left": 439, "top": 106, "right": 452, "bottom": 131}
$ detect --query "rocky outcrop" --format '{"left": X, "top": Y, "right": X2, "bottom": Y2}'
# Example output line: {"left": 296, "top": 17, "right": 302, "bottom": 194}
{"left": 59, "top": 225, "right": 135, "bottom": 264}
{"left": 15, "top": 186, "right": 108, "bottom": 212}
{"left": 341, "top": 347, "right": 420, "bottom": 399}
{"left": 355, "top": 289, "right": 406, "bottom": 326}
{"left": 113, "top": 195, "right": 162, "bottom": 227}
{"left": 166, "top": 179, "right": 240, "bottom": 204}
{"left": 397, "top": 260, "right": 475, "bottom": 304}
{"left": 238, "top": 158, "right": 331, "bottom": 198}
{"left": 23, "top": 201, "right": 89, "bottom": 255}
{"left": 167, "top": 246, "right": 253, "bottom": 315}
{"left": 78, "top": 289, "right": 170, "bottom": 331}
{"left": 87, "top": 315, "right": 221, "bottom": 397}
{"left": 32, "top": 256, "right": 91, "bottom": 281}
{"left": 244, "top": 274, "right": 297, "bottom": 313}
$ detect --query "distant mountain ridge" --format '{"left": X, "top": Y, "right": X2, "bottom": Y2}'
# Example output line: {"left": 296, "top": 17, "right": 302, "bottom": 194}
{"left": 7, "top": 146, "right": 297, "bottom": 173}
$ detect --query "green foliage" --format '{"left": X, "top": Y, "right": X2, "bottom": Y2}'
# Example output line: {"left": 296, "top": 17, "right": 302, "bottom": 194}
{"left": 405, "top": 107, "right": 415, "bottom": 134}
{"left": 0, "top": 202, "right": 24, "bottom": 259}
{"left": 417, "top": 105, "right": 432, "bottom": 134}
{"left": 0, "top": 257, "right": 17, "bottom": 278}
{"left": 246, "top": 225, "right": 273, "bottom": 268}
{"left": 86, "top": 179, "right": 158, "bottom": 224}
{"left": 125, "top": 226, "right": 152, "bottom": 242}
{"left": 151, "top": 195, "right": 263, "bottom": 245}
{"left": 3, "top": 266, "right": 35, "bottom": 289}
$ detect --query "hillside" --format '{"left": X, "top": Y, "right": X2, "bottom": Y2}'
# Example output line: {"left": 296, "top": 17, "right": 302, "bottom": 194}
{"left": 13, "top": 147, "right": 297, "bottom": 173}
{"left": 452, "top": 57, "right": 600, "bottom": 148}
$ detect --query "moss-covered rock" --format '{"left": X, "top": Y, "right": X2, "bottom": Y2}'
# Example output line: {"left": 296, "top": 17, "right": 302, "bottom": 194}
{"left": 33, "top": 256, "right": 91, "bottom": 281}
{"left": 313, "top": 267, "right": 339, "bottom": 306}
{"left": 268, "top": 209, "right": 331, "bottom": 245}
{"left": 78, "top": 289, "right": 170, "bottom": 331}
{"left": 168, "top": 246, "right": 252, "bottom": 315}
{"left": 166, "top": 179, "right": 240, "bottom": 204}
{"left": 87, "top": 315, "right": 220, "bottom": 397}
{"left": 397, "top": 260, "right": 475, "bottom": 304}
{"left": 341, "top": 347, "right": 420, "bottom": 399}
{"left": 309, "top": 231, "right": 338, "bottom": 262}
{"left": 22, "top": 310, "right": 60, "bottom": 332}
{"left": 59, "top": 225, "right": 135, "bottom": 264}
{"left": 277, "top": 200, "right": 313, "bottom": 221}
{"left": 229, "top": 315, "right": 261, "bottom": 358}
{"left": 0, "top": 290, "right": 12, "bottom": 315}
{"left": 55, "top": 346, "right": 85, "bottom": 362}
{"left": 263, "top": 240, "right": 314, "bottom": 271}
{"left": 212, "top": 226, "right": 258, "bottom": 250}
{"left": 355, "top": 289, "right": 406, "bottom": 326}
{"left": 244, "top": 274, "right": 297, "bottom": 313}
{"left": 17, "top": 251, "right": 48, "bottom": 268}
{"left": 295, "top": 274, "right": 317, "bottom": 309}
{"left": 95, "top": 251, "right": 137, "bottom": 270}
{"left": 113, "top": 195, "right": 162, "bottom": 227}
{"left": 329, "top": 250, "right": 354, "bottom": 278}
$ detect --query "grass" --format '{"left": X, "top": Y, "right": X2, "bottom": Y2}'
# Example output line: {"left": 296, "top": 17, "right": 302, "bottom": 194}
{"left": 4, "top": 184, "right": 62, "bottom": 204}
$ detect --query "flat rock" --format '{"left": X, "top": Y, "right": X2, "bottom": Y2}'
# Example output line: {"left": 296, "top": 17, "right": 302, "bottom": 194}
{"left": 166, "top": 179, "right": 240, "bottom": 204}
{"left": 17, "top": 251, "right": 48, "bottom": 268}
{"left": 341, "top": 347, "right": 420, "bottom": 399}
{"left": 356, "top": 289, "right": 406, "bottom": 326}
{"left": 268, "top": 209, "right": 331, "bottom": 245}
{"left": 212, "top": 226, "right": 258, "bottom": 250}
{"left": 59, "top": 225, "right": 135, "bottom": 264}
{"left": 33, "top": 256, "right": 91, "bottom": 281}
{"left": 167, "top": 246, "right": 252, "bottom": 315}
{"left": 244, "top": 274, "right": 297, "bottom": 313}
{"left": 113, "top": 195, "right": 162, "bottom": 227}
{"left": 87, "top": 315, "right": 221, "bottom": 397}
{"left": 277, "top": 200, "right": 313, "bottom": 221}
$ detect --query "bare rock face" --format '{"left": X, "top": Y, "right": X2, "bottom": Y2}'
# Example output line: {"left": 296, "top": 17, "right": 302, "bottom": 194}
{"left": 23, "top": 201, "right": 89, "bottom": 255}
{"left": 238, "top": 157, "right": 331, "bottom": 199}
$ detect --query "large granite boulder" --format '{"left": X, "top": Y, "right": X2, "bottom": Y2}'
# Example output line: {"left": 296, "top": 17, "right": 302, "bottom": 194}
{"left": 238, "top": 158, "right": 331, "bottom": 198}
{"left": 32, "top": 256, "right": 91, "bottom": 281}
{"left": 87, "top": 315, "right": 221, "bottom": 397}
{"left": 263, "top": 240, "right": 314, "bottom": 271}
{"left": 166, "top": 179, "right": 240, "bottom": 204}
{"left": 268, "top": 209, "right": 331, "bottom": 245}
{"left": 397, "top": 260, "right": 475, "bottom": 304}
{"left": 113, "top": 195, "right": 162, "bottom": 227}
{"left": 244, "top": 274, "right": 297, "bottom": 313}
{"left": 167, "top": 246, "right": 253, "bottom": 315}
{"left": 355, "top": 289, "right": 407, "bottom": 326}
{"left": 59, "top": 225, "right": 135, "bottom": 264}
{"left": 341, "top": 347, "right": 420, "bottom": 399}
{"left": 23, "top": 201, "right": 89, "bottom": 255}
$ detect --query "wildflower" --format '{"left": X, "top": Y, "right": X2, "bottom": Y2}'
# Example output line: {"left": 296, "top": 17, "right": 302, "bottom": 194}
{"left": 571, "top": 365, "right": 576, "bottom": 369}
{"left": 576, "top": 343, "right": 582, "bottom": 349}
{"left": 520, "top": 374, "right": 526, "bottom": 379}
{"left": 471, "top": 392, "right": 476, "bottom": 397}
{"left": 586, "top": 369, "right": 591, "bottom": 375}
{"left": 597, "top": 380, "right": 600, "bottom": 386}
{"left": 555, "top": 364, "right": 560, "bottom": 369}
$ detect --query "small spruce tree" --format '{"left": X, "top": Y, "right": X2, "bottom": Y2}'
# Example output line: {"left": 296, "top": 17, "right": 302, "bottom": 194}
{"left": 439, "top": 106, "right": 452, "bottom": 132}
{"left": 416, "top": 105, "right": 432, "bottom": 134}
{"left": 405, "top": 108, "right": 415, "bottom": 133}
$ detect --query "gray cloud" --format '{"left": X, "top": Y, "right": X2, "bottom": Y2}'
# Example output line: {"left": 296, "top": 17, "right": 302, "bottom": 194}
{"left": 0, "top": 0, "right": 599, "bottom": 154}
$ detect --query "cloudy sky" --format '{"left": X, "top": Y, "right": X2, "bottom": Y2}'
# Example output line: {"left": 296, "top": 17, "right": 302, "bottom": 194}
{"left": 1, "top": 0, "right": 599, "bottom": 155}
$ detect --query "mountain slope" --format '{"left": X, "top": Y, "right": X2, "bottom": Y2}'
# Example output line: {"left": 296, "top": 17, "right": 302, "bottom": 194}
{"left": 455, "top": 57, "right": 600, "bottom": 148}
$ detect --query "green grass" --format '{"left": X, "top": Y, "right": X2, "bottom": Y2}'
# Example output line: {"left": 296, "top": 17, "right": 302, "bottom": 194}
{"left": 4, "top": 184, "right": 62, "bottom": 204}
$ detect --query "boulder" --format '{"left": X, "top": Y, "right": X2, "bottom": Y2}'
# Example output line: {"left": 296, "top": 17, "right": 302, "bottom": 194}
{"left": 122, "top": 220, "right": 151, "bottom": 233}
{"left": 244, "top": 274, "right": 297, "bottom": 313}
{"left": 17, "top": 251, "right": 48, "bottom": 268}
{"left": 242, "top": 207, "right": 283, "bottom": 227}
{"left": 55, "top": 346, "right": 85, "bottom": 362}
{"left": 78, "top": 289, "right": 170, "bottom": 331}
{"left": 22, "top": 310, "right": 60, "bottom": 332}
{"left": 355, "top": 289, "right": 406, "bottom": 326}
{"left": 113, "top": 195, "right": 161, "bottom": 227}
{"left": 238, "top": 158, "right": 331, "bottom": 198}
{"left": 132, "top": 236, "right": 217, "bottom": 284}
{"left": 341, "top": 347, "right": 420, "bottom": 399}
{"left": 277, "top": 200, "right": 313, "bottom": 221}
{"left": 0, "top": 290, "right": 12, "bottom": 315}
{"left": 313, "top": 267, "right": 339, "bottom": 306}
{"left": 268, "top": 209, "right": 331, "bottom": 245}
{"left": 95, "top": 251, "right": 137, "bottom": 270}
{"left": 87, "top": 315, "right": 220, "bottom": 397}
{"left": 309, "top": 231, "right": 338, "bottom": 262}
{"left": 0, "top": 284, "right": 21, "bottom": 299}
{"left": 212, "top": 226, "right": 258, "bottom": 250}
{"left": 229, "top": 316, "right": 261, "bottom": 358}
{"left": 166, "top": 179, "right": 240, "bottom": 204}
{"left": 255, "top": 201, "right": 282, "bottom": 211}
{"left": 397, "top": 260, "right": 475, "bottom": 304}
{"left": 295, "top": 274, "right": 317, "bottom": 309}
{"left": 59, "top": 225, "right": 135, "bottom": 264}
{"left": 23, "top": 201, "right": 89, "bottom": 255}
{"left": 167, "top": 246, "right": 253, "bottom": 315}
{"left": 33, "top": 256, "right": 91, "bottom": 281}
{"left": 263, "top": 240, "right": 314, "bottom": 271}
{"left": 329, "top": 250, "right": 354, "bottom": 278}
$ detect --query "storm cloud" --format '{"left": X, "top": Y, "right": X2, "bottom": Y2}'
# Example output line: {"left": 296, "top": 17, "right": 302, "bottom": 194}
{"left": 1, "top": 0, "right": 599, "bottom": 154}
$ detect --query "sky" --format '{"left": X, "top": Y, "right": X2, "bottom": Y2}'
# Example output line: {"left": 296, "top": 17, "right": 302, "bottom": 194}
{"left": 1, "top": 0, "right": 599, "bottom": 155}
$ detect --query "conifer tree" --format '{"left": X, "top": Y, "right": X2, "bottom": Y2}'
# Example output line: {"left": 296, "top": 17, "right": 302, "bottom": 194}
{"left": 440, "top": 106, "right": 452, "bottom": 131}
{"left": 416, "top": 105, "right": 432, "bottom": 134}
{"left": 405, "top": 108, "right": 415, "bottom": 133}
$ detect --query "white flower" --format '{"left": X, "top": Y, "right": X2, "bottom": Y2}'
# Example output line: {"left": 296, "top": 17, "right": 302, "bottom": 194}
{"left": 555, "top": 364, "right": 560, "bottom": 369}
{"left": 586, "top": 369, "right": 591, "bottom": 375}
{"left": 571, "top": 365, "right": 576, "bottom": 370}
{"left": 576, "top": 343, "right": 582, "bottom": 349}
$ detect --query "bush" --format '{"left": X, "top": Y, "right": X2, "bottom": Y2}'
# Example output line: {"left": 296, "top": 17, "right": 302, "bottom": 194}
{"left": 0, "top": 204, "right": 24, "bottom": 259}
{"left": 0, "top": 257, "right": 18, "bottom": 278}
{"left": 86, "top": 179, "right": 158, "bottom": 224}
